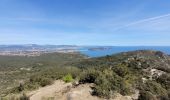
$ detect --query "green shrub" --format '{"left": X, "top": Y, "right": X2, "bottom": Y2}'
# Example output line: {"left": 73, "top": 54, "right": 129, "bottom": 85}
{"left": 39, "top": 78, "right": 53, "bottom": 87}
{"left": 92, "top": 70, "right": 132, "bottom": 98}
{"left": 18, "top": 83, "right": 24, "bottom": 92}
{"left": 79, "top": 69, "right": 99, "bottom": 83}
{"left": 9, "top": 83, "right": 25, "bottom": 93}
{"left": 138, "top": 80, "right": 167, "bottom": 97}
{"left": 145, "top": 81, "right": 167, "bottom": 95}
{"left": 1, "top": 93, "right": 29, "bottom": 100}
{"left": 112, "top": 64, "right": 130, "bottom": 77}
{"left": 93, "top": 72, "right": 112, "bottom": 98}
{"left": 11, "top": 83, "right": 24, "bottom": 93}
{"left": 156, "top": 74, "right": 170, "bottom": 90}
{"left": 93, "top": 85, "right": 111, "bottom": 99}
{"left": 138, "top": 90, "right": 156, "bottom": 100}
{"left": 29, "top": 76, "right": 53, "bottom": 87}
{"left": 19, "top": 93, "right": 29, "bottom": 100}
{"left": 157, "top": 95, "right": 169, "bottom": 100}
{"left": 62, "top": 74, "right": 73, "bottom": 83}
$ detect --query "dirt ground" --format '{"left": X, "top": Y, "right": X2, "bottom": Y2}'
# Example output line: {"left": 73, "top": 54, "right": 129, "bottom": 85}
{"left": 28, "top": 80, "right": 102, "bottom": 100}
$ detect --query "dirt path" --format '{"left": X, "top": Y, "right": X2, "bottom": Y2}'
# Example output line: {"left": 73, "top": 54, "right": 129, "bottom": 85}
{"left": 57, "top": 83, "right": 101, "bottom": 100}
{"left": 28, "top": 80, "right": 137, "bottom": 100}
{"left": 28, "top": 80, "right": 102, "bottom": 100}
{"left": 28, "top": 80, "right": 72, "bottom": 100}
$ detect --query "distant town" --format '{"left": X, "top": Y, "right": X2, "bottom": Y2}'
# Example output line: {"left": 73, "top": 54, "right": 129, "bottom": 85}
{"left": 0, "top": 44, "right": 112, "bottom": 56}
{"left": 0, "top": 44, "right": 79, "bottom": 56}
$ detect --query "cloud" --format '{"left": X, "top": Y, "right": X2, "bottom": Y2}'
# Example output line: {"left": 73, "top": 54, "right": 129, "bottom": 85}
{"left": 125, "top": 13, "right": 170, "bottom": 27}
{"left": 111, "top": 13, "right": 170, "bottom": 33}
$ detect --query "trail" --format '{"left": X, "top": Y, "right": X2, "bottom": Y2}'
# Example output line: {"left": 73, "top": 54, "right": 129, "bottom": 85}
{"left": 28, "top": 80, "right": 72, "bottom": 100}
{"left": 28, "top": 80, "right": 101, "bottom": 100}
{"left": 28, "top": 80, "right": 137, "bottom": 100}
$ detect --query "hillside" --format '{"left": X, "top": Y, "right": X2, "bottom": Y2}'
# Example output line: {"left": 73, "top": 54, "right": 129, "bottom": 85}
{"left": 0, "top": 52, "right": 85, "bottom": 96}
{"left": 1, "top": 50, "right": 170, "bottom": 100}
{"left": 73, "top": 50, "right": 170, "bottom": 99}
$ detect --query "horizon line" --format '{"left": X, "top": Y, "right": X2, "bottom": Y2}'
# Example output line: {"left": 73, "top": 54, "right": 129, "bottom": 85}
{"left": 0, "top": 44, "right": 170, "bottom": 47}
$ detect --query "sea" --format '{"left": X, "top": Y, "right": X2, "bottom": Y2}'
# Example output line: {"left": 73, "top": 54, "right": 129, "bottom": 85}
{"left": 79, "top": 46, "right": 170, "bottom": 57}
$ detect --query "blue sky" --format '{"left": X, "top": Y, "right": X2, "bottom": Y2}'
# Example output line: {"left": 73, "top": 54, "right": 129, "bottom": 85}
{"left": 0, "top": 0, "right": 170, "bottom": 46}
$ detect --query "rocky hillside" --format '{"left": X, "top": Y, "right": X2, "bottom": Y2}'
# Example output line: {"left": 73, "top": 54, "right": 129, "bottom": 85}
{"left": 74, "top": 50, "right": 170, "bottom": 100}
{"left": 77, "top": 50, "right": 170, "bottom": 71}
{"left": 2, "top": 50, "right": 170, "bottom": 100}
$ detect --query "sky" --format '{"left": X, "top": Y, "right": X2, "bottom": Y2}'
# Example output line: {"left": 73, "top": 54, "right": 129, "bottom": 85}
{"left": 0, "top": 0, "right": 170, "bottom": 46}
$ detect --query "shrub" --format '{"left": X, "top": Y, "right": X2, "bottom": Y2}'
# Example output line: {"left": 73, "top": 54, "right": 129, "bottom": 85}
{"left": 29, "top": 76, "right": 53, "bottom": 87}
{"left": 157, "top": 95, "right": 169, "bottom": 100}
{"left": 112, "top": 64, "right": 130, "bottom": 77}
{"left": 93, "top": 73, "right": 112, "bottom": 98}
{"left": 19, "top": 93, "right": 29, "bottom": 100}
{"left": 1, "top": 93, "right": 29, "bottom": 100}
{"left": 156, "top": 74, "right": 170, "bottom": 90}
{"left": 93, "top": 85, "right": 111, "bottom": 99}
{"left": 138, "top": 90, "right": 157, "bottom": 100}
{"left": 145, "top": 81, "right": 167, "bottom": 95}
{"left": 39, "top": 78, "right": 53, "bottom": 87}
{"left": 92, "top": 70, "right": 132, "bottom": 98}
{"left": 62, "top": 74, "right": 73, "bottom": 83}
{"left": 138, "top": 80, "right": 168, "bottom": 98}
{"left": 9, "top": 83, "right": 25, "bottom": 93}
{"left": 18, "top": 83, "right": 24, "bottom": 92}
{"left": 79, "top": 69, "right": 99, "bottom": 83}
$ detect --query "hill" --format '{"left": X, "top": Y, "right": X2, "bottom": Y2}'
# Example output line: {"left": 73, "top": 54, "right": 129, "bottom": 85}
{"left": 73, "top": 50, "right": 170, "bottom": 99}
{"left": 1, "top": 50, "right": 170, "bottom": 100}
{"left": 0, "top": 52, "right": 85, "bottom": 96}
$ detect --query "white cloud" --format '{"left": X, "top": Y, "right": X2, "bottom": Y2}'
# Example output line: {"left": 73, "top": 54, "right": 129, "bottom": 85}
{"left": 120, "top": 13, "right": 170, "bottom": 32}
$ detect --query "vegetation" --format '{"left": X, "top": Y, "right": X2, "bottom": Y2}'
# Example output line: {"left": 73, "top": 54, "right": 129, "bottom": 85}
{"left": 78, "top": 64, "right": 136, "bottom": 98}
{"left": 0, "top": 52, "right": 84, "bottom": 97}
{"left": 62, "top": 74, "right": 73, "bottom": 83}
{"left": 1, "top": 93, "right": 29, "bottom": 100}
{"left": 7, "top": 66, "right": 81, "bottom": 95}
{"left": 1, "top": 50, "right": 170, "bottom": 100}
{"left": 138, "top": 90, "right": 156, "bottom": 100}
{"left": 74, "top": 50, "right": 170, "bottom": 99}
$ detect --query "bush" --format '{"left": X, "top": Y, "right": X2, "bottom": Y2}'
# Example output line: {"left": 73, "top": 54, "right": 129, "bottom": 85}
{"left": 138, "top": 90, "right": 156, "bottom": 100}
{"left": 11, "top": 83, "right": 25, "bottom": 93}
{"left": 93, "top": 73, "right": 112, "bottom": 98}
{"left": 92, "top": 70, "right": 132, "bottom": 98}
{"left": 112, "top": 64, "right": 130, "bottom": 77}
{"left": 29, "top": 76, "right": 53, "bottom": 87}
{"left": 156, "top": 74, "right": 170, "bottom": 90}
{"left": 18, "top": 83, "right": 24, "bottom": 92}
{"left": 1, "top": 93, "right": 29, "bottom": 100}
{"left": 19, "top": 93, "right": 29, "bottom": 100}
{"left": 10, "top": 77, "right": 53, "bottom": 94}
{"left": 39, "top": 78, "right": 53, "bottom": 87}
{"left": 144, "top": 81, "right": 167, "bottom": 95}
{"left": 79, "top": 69, "right": 99, "bottom": 83}
{"left": 62, "top": 74, "right": 73, "bottom": 83}
{"left": 93, "top": 85, "right": 111, "bottom": 99}
{"left": 138, "top": 80, "right": 168, "bottom": 99}
{"left": 157, "top": 95, "right": 169, "bottom": 100}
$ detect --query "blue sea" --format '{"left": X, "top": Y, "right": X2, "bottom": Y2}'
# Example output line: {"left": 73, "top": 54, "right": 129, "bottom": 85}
{"left": 79, "top": 46, "right": 170, "bottom": 57}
